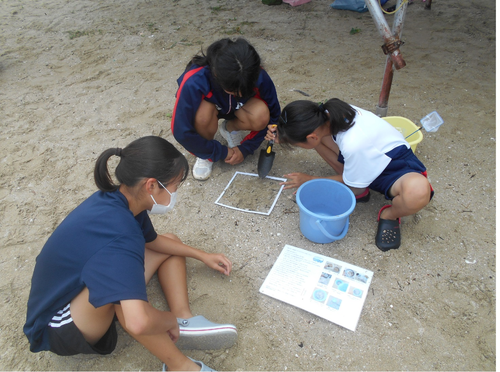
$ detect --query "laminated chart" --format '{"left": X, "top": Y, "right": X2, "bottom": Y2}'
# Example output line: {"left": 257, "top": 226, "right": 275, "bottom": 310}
{"left": 259, "top": 244, "right": 373, "bottom": 331}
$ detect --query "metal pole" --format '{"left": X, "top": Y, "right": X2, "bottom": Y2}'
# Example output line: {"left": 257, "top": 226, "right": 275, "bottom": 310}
{"left": 364, "top": 0, "right": 406, "bottom": 70}
{"left": 365, "top": 0, "right": 408, "bottom": 116}
{"left": 376, "top": 56, "right": 394, "bottom": 117}
{"left": 392, "top": 0, "right": 408, "bottom": 38}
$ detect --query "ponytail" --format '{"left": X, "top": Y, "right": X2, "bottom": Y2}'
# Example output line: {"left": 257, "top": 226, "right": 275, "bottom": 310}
{"left": 94, "top": 148, "right": 122, "bottom": 192}
{"left": 94, "top": 136, "right": 189, "bottom": 192}
{"left": 277, "top": 98, "right": 356, "bottom": 144}
{"left": 323, "top": 98, "right": 356, "bottom": 135}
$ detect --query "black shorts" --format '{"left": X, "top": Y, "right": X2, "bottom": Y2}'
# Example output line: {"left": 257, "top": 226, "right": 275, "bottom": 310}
{"left": 47, "top": 306, "right": 117, "bottom": 356}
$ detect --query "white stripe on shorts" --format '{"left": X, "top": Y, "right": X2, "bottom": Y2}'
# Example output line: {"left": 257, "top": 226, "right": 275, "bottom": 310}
{"left": 48, "top": 303, "right": 73, "bottom": 328}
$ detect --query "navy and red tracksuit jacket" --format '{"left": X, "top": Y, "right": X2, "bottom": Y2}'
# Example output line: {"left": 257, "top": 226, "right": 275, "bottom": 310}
{"left": 171, "top": 65, "right": 281, "bottom": 162}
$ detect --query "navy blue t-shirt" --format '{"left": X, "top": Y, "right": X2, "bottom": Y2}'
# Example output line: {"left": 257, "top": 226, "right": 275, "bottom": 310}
{"left": 24, "top": 190, "right": 157, "bottom": 352}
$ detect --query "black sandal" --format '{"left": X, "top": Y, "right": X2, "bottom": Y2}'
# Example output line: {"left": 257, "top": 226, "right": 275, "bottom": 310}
{"left": 356, "top": 187, "right": 371, "bottom": 203}
{"left": 376, "top": 205, "right": 401, "bottom": 251}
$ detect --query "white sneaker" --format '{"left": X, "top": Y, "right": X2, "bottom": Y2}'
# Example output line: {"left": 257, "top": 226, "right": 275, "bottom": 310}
{"left": 192, "top": 158, "right": 213, "bottom": 180}
{"left": 188, "top": 358, "right": 217, "bottom": 372}
{"left": 163, "top": 358, "right": 217, "bottom": 372}
{"left": 219, "top": 120, "right": 246, "bottom": 148}
{"left": 176, "top": 315, "right": 237, "bottom": 350}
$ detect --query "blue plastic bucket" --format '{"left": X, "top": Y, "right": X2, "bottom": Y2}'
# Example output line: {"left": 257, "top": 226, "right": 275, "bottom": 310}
{"left": 296, "top": 179, "right": 355, "bottom": 244}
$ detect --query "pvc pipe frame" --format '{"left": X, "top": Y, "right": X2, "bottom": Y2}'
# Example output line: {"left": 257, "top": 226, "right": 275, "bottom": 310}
{"left": 364, "top": 0, "right": 408, "bottom": 116}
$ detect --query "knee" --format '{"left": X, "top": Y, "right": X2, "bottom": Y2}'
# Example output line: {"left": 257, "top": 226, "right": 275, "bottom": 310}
{"left": 195, "top": 113, "right": 213, "bottom": 129}
{"left": 245, "top": 101, "right": 270, "bottom": 130}
{"left": 194, "top": 102, "right": 218, "bottom": 138}
{"left": 403, "top": 176, "right": 431, "bottom": 210}
{"left": 255, "top": 109, "right": 270, "bottom": 130}
{"left": 194, "top": 117, "right": 218, "bottom": 139}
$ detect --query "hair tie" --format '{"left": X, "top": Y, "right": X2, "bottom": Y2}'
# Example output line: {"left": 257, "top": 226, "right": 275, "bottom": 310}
{"left": 115, "top": 148, "right": 122, "bottom": 157}
{"left": 318, "top": 103, "right": 325, "bottom": 113}
{"left": 280, "top": 110, "right": 288, "bottom": 124}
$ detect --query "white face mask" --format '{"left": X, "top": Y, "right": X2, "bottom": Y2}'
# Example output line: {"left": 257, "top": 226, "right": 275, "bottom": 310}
{"left": 148, "top": 181, "right": 177, "bottom": 215}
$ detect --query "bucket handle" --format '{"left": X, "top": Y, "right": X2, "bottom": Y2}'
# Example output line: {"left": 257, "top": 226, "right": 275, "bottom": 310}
{"left": 315, "top": 218, "right": 350, "bottom": 241}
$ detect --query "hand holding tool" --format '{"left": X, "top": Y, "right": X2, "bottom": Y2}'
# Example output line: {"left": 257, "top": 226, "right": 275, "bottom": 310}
{"left": 257, "top": 125, "right": 277, "bottom": 179}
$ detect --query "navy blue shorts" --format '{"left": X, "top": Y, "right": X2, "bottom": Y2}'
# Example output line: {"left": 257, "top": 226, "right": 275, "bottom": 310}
{"left": 339, "top": 145, "right": 430, "bottom": 200}
{"left": 217, "top": 111, "right": 237, "bottom": 121}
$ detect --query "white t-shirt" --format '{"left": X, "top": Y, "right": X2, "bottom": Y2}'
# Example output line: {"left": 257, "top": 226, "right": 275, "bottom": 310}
{"left": 334, "top": 106, "right": 409, "bottom": 188}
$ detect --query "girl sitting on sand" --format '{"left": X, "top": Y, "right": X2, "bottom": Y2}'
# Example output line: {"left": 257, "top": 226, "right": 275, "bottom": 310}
{"left": 171, "top": 37, "right": 280, "bottom": 180}
{"left": 266, "top": 98, "right": 434, "bottom": 251}
{"left": 24, "top": 136, "right": 236, "bottom": 371}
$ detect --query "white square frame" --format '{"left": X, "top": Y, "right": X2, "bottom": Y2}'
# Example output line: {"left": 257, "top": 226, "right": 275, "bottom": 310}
{"left": 214, "top": 172, "right": 286, "bottom": 215}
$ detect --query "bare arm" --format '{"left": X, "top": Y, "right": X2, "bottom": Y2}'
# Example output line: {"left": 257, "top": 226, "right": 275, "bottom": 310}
{"left": 117, "top": 299, "right": 179, "bottom": 341}
{"left": 281, "top": 134, "right": 345, "bottom": 191}
{"left": 146, "top": 235, "right": 232, "bottom": 276}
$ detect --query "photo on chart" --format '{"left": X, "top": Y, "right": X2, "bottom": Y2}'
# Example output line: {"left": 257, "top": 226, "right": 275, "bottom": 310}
{"left": 318, "top": 272, "right": 332, "bottom": 286}
{"left": 324, "top": 261, "right": 342, "bottom": 274}
{"left": 312, "top": 288, "right": 328, "bottom": 303}
{"left": 333, "top": 278, "right": 349, "bottom": 292}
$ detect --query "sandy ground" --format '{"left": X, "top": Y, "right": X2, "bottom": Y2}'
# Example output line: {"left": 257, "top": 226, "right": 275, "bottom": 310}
{"left": 0, "top": 0, "right": 496, "bottom": 370}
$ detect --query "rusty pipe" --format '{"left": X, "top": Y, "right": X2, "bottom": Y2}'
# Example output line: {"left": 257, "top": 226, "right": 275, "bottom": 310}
{"left": 375, "top": 0, "right": 408, "bottom": 115}
{"left": 364, "top": 0, "right": 406, "bottom": 70}
{"left": 376, "top": 56, "right": 394, "bottom": 116}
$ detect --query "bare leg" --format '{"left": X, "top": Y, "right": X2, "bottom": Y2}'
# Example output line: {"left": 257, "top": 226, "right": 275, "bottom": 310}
{"left": 70, "top": 288, "right": 115, "bottom": 345}
{"left": 111, "top": 234, "right": 200, "bottom": 370}
{"left": 70, "top": 287, "right": 199, "bottom": 370}
{"left": 129, "top": 233, "right": 200, "bottom": 370}
{"left": 382, "top": 172, "right": 431, "bottom": 220}
{"left": 71, "top": 234, "right": 201, "bottom": 370}
{"left": 145, "top": 233, "right": 192, "bottom": 319}
{"left": 114, "top": 305, "right": 199, "bottom": 371}
{"left": 226, "top": 97, "right": 270, "bottom": 132}
{"left": 194, "top": 100, "right": 219, "bottom": 140}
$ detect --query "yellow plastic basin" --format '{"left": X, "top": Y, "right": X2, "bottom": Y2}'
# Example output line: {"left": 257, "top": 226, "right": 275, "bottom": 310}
{"left": 382, "top": 116, "right": 423, "bottom": 153}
